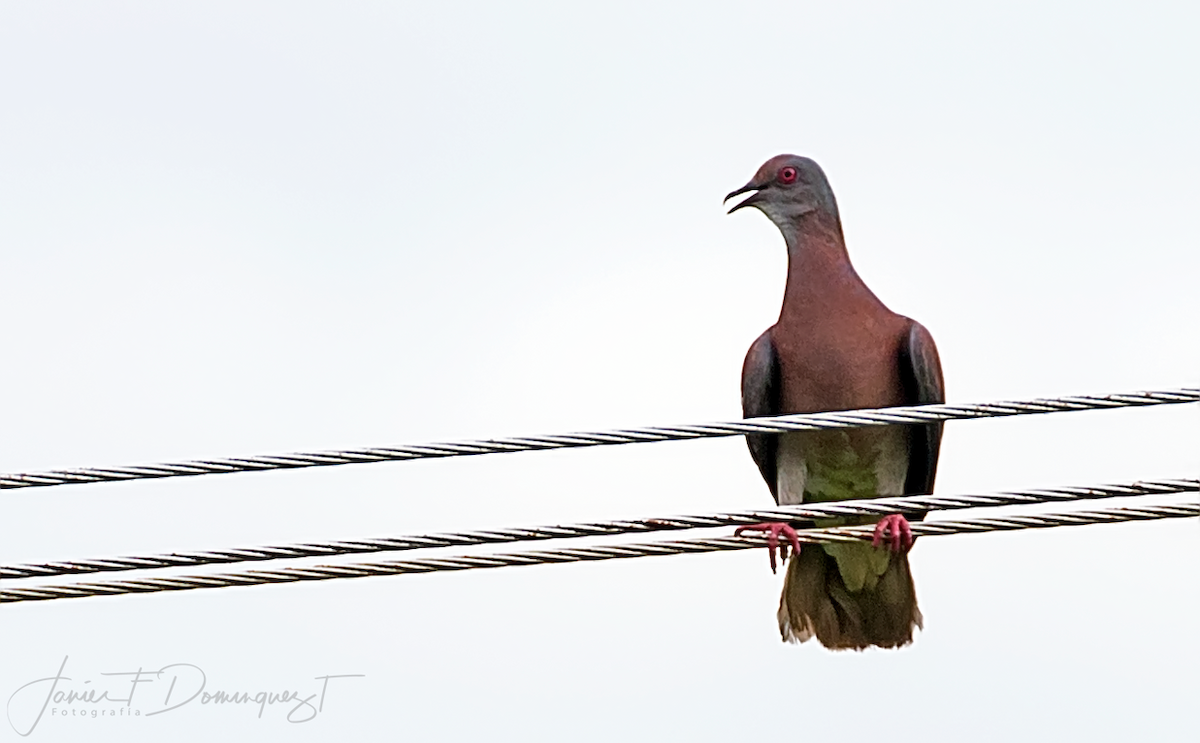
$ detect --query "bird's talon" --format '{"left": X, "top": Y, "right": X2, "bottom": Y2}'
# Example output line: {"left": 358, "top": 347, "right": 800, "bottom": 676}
{"left": 873, "top": 514, "right": 913, "bottom": 554}
{"left": 736, "top": 522, "right": 802, "bottom": 573}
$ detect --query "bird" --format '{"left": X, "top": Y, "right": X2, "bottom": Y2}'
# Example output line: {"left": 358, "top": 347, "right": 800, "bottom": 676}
{"left": 725, "top": 155, "right": 944, "bottom": 650}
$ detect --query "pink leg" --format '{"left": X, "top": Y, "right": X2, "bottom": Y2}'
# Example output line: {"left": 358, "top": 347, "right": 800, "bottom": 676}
{"left": 734, "top": 522, "right": 802, "bottom": 574}
{"left": 872, "top": 514, "right": 914, "bottom": 553}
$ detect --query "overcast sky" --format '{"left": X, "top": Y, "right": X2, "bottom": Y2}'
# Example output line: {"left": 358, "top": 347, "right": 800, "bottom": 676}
{"left": 1, "top": 2, "right": 1197, "bottom": 741}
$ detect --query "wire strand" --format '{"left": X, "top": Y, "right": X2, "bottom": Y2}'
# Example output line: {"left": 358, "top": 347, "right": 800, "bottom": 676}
{"left": 3, "top": 500, "right": 1196, "bottom": 604}
{"left": 2, "top": 478, "right": 1193, "bottom": 581}
{"left": 2, "top": 387, "right": 1196, "bottom": 492}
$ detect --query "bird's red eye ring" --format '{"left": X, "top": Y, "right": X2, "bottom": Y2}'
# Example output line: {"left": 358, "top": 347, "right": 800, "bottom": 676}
{"left": 778, "top": 166, "right": 798, "bottom": 185}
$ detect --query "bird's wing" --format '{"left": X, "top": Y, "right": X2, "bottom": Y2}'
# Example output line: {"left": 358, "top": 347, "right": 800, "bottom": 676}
{"left": 742, "top": 329, "right": 782, "bottom": 501}
{"left": 898, "top": 320, "right": 945, "bottom": 498}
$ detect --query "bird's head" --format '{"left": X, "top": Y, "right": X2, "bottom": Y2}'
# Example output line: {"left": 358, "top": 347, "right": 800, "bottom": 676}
{"left": 724, "top": 155, "right": 838, "bottom": 233}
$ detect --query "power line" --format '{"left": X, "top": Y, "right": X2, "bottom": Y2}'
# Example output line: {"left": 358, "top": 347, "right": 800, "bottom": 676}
{"left": 3, "top": 500, "right": 1196, "bottom": 604}
{"left": 2, "top": 387, "right": 1196, "bottom": 492}
{"left": 1, "top": 478, "right": 1193, "bottom": 581}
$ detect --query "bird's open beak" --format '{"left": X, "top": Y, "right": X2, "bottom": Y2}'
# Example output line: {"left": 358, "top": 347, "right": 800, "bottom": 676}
{"left": 724, "top": 181, "right": 765, "bottom": 214}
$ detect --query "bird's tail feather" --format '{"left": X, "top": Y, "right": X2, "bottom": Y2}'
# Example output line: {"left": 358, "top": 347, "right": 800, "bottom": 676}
{"left": 778, "top": 543, "right": 922, "bottom": 650}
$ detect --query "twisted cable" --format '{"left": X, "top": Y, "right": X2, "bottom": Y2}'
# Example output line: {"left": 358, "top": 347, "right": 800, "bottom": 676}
{"left": 1, "top": 478, "right": 1193, "bottom": 581}
{"left": 3, "top": 500, "right": 1196, "bottom": 605}
{"left": 2, "top": 387, "right": 1196, "bottom": 492}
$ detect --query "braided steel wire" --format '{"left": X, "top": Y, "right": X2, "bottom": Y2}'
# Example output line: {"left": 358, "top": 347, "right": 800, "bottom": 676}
{"left": 3, "top": 500, "right": 1197, "bottom": 604}
{"left": 1, "top": 478, "right": 1193, "bottom": 582}
{"left": 2, "top": 387, "right": 1196, "bottom": 492}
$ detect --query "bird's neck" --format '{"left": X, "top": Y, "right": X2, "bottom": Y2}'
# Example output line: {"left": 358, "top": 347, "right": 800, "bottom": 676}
{"left": 778, "top": 210, "right": 882, "bottom": 322}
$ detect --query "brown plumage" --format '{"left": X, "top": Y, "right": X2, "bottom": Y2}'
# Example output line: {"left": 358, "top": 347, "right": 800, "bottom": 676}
{"left": 728, "top": 155, "right": 944, "bottom": 650}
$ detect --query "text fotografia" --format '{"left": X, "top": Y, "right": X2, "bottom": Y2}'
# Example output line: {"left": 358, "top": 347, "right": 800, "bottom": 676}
{"left": 7, "top": 657, "right": 364, "bottom": 736}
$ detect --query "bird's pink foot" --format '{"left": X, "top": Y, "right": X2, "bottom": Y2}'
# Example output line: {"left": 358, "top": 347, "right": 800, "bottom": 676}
{"left": 872, "top": 514, "right": 914, "bottom": 553}
{"left": 735, "top": 522, "right": 802, "bottom": 574}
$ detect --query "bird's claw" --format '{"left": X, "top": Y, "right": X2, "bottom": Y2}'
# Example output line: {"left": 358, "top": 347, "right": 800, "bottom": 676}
{"left": 872, "top": 514, "right": 914, "bottom": 553}
{"left": 735, "top": 522, "right": 802, "bottom": 574}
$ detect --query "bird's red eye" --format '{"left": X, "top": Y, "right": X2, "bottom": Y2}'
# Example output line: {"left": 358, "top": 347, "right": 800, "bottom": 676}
{"left": 778, "top": 166, "right": 798, "bottom": 185}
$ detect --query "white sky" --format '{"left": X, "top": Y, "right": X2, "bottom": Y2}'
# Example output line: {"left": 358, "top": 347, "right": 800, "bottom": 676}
{"left": 1, "top": 2, "right": 1197, "bottom": 741}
